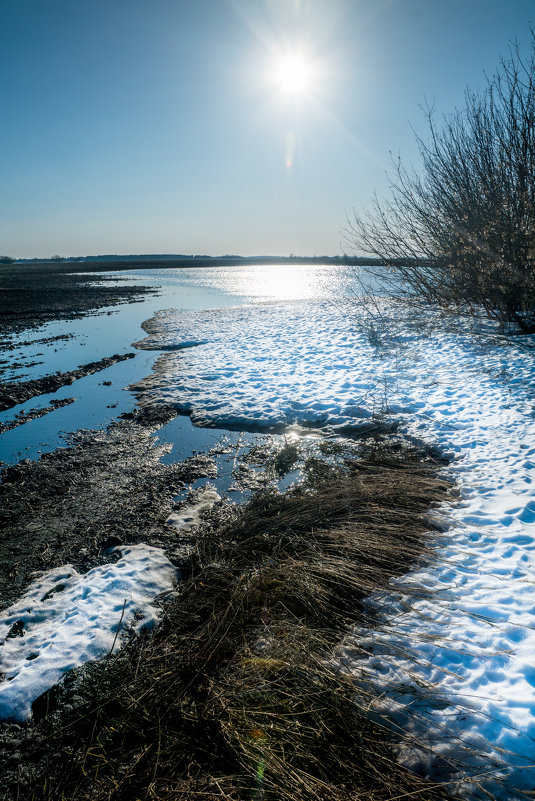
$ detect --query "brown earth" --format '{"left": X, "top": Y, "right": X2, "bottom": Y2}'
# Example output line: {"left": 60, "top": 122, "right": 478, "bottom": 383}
{"left": 0, "top": 261, "right": 156, "bottom": 336}
{"left": 0, "top": 404, "right": 218, "bottom": 610}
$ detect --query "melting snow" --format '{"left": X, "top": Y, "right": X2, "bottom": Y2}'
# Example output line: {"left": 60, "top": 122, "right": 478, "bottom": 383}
{"left": 135, "top": 298, "right": 535, "bottom": 797}
{"left": 3, "top": 282, "right": 535, "bottom": 795}
{"left": 167, "top": 487, "right": 221, "bottom": 532}
{"left": 0, "top": 545, "right": 177, "bottom": 721}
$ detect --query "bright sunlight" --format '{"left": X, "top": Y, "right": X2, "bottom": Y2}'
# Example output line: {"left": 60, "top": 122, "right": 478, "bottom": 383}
{"left": 268, "top": 47, "right": 320, "bottom": 101}
{"left": 273, "top": 52, "right": 313, "bottom": 95}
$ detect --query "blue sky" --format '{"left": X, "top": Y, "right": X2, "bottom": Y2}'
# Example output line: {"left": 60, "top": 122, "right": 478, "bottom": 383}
{"left": 1, "top": 0, "right": 533, "bottom": 258}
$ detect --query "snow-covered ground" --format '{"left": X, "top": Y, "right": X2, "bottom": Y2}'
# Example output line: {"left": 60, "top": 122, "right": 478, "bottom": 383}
{"left": 0, "top": 545, "right": 176, "bottom": 721}
{"left": 0, "top": 486, "right": 223, "bottom": 724}
{"left": 2, "top": 262, "right": 535, "bottom": 797}
{"left": 134, "top": 297, "right": 535, "bottom": 798}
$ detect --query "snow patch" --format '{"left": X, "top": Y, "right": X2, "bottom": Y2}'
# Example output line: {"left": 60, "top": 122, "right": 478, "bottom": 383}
{"left": 167, "top": 487, "right": 221, "bottom": 532}
{"left": 0, "top": 544, "right": 177, "bottom": 722}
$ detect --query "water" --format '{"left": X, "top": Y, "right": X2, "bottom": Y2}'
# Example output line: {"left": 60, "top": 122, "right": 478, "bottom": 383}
{"left": 82, "top": 262, "right": 357, "bottom": 303}
{"left": 0, "top": 263, "right": 356, "bottom": 465}
{"left": 3, "top": 262, "right": 535, "bottom": 795}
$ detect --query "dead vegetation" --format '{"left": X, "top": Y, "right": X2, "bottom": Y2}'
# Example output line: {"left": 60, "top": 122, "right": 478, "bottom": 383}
{"left": 7, "top": 441, "right": 458, "bottom": 801}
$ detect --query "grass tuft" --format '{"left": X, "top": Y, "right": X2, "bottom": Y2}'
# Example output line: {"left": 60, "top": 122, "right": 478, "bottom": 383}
{"left": 11, "top": 443, "right": 456, "bottom": 801}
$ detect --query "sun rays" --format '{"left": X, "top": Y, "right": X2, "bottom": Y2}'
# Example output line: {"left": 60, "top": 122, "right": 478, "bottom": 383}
{"left": 269, "top": 48, "right": 318, "bottom": 99}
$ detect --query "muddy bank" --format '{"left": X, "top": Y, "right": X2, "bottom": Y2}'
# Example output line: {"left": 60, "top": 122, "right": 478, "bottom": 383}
{"left": 0, "top": 397, "right": 76, "bottom": 434}
{"left": 0, "top": 441, "right": 454, "bottom": 801}
{"left": 0, "top": 404, "right": 216, "bottom": 609}
{"left": 0, "top": 333, "right": 74, "bottom": 354}
{"left": 0, "top": 262, "right": 157, "bottom": 337}
{"left": 0, "top": 352, "right": 136, "bottom": 412}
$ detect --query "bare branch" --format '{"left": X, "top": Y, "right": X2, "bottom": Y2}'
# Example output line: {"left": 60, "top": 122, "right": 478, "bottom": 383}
{"left": 345, "top": 32, "right": 535, "bottom": 333}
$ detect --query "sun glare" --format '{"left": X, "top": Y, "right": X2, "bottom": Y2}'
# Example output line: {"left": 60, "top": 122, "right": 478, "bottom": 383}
{"left": 274, "top": 53, "right": 312, "bottom": 95}
{"left": 268, "top": 48, "right": 319, "bottom": 101}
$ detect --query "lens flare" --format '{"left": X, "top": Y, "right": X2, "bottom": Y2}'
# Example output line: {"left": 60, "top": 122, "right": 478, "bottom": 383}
{"left": 285, "top": 130, "right": 295, "bottom": 168}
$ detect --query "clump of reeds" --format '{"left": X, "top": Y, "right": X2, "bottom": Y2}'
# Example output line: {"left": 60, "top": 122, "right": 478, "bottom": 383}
{"left": 19, "top": 444, "right": 455, "bottom": 801}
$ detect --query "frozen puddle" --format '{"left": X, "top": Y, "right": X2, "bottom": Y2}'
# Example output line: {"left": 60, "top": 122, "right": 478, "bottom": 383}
{"left": 135, "top": 299, "right": 535, "bottom": 798}
{"left": 0, "top": 545, "right": 177, "bottom": 722}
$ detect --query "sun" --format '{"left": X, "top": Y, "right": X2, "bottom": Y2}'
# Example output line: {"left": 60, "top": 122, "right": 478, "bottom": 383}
{"left": 273, "top": 52, "right": 313, "bottom": 96}
{"left": 268, "top": 48, "right": 318, "bottom": 100}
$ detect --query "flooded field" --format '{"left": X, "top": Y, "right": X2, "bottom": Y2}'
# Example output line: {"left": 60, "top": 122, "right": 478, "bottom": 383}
{"left": 2, "top": 261, "right": 535, "bottom": 798}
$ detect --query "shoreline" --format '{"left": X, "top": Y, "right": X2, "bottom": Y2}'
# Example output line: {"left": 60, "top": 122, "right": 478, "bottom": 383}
{"left": 0, "top": 261, "right": 158, "bottom": 336}
{"left": 2, "top": 263, "right": 534, "bottom": 798}
{"left": 0, "top": 267, "right": 458, "bottom": 795}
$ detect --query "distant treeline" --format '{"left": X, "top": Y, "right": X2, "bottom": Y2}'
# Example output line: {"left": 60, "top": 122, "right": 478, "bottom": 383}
{"left": 13, "top": 254, "right": 411, "bottom": 267}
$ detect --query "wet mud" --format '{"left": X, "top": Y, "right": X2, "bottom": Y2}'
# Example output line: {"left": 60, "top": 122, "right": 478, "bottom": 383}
{"left": 0, "top": 334, "right": 74, "bottom": 354}
{"left": 0, "top": 405, "right": 216, "bottom": 610}
{"left": 0, "top": 261, "right": 156, "bottom": 336}
{"left": 0, "top": 397, "right": 76, "bottom": 434}
{"left": 0, "top": 353, "right": 136, "bottom": 412}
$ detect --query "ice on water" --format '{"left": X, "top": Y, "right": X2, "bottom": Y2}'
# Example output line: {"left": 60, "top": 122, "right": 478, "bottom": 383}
{"left": 136, "top": 298, "right": 535, "bottom": 797}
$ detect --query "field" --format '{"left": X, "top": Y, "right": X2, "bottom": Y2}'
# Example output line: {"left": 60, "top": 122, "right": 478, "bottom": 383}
{"left": 1, "top": 262, "right": 535, "bottom": 799}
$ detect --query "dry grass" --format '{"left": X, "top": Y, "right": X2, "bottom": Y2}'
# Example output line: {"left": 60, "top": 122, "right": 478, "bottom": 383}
{"left": 20, "top": 444, "right": 456, "bottom": 801}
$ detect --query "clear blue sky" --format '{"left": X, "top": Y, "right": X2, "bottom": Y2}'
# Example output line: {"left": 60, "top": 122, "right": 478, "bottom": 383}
{"left": 1, "top": 0, "right": 533, "bottom": 258}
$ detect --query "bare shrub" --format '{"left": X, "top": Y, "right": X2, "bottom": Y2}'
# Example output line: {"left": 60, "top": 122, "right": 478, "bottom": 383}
{"left": 346, "top": 34, "right": 535, "bottom": 333}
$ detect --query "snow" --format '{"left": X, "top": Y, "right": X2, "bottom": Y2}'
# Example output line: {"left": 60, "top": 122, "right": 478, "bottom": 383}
{"left": 135, "top": 298, "right": 535, "bottom": 798}
{"left": 167, "top": 487, "right": 221, "bottom": 532}
{"left": 3, "top": 269, "right": 535, "bottom": 796}
{"left": 0, "top": 486, "right": 220, "bottom": 724}
{"left": 135, "top": 302, "right": 393, "bottom": 430}
{"left": 0, "top": 545, "right": 177, "bottom": 722}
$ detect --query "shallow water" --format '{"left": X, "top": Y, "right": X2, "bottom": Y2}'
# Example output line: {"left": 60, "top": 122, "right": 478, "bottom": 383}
{"left": 0, "top": 263, "right": 358, "bottom": 465}
{"left": 3, "top": 263, "right": 535, "bottom": 796}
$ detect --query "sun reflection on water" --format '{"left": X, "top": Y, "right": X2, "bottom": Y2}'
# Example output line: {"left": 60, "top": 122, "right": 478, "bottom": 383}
{"left": 194, "top": 263, "right": 355, "bottom": 302}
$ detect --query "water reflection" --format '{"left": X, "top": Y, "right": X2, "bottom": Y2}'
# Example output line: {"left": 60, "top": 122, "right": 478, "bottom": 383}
{"left": 0, "top": 263, "right": 366, "bottom": 466}
{"left": 189, "top": 263, "right": 356, "bottom": 302}
{"left": 99, "top": 263, "right": 361, "bottom": 304}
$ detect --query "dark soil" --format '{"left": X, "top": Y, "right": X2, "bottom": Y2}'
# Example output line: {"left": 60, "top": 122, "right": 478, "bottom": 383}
{"left": 0, "top": 333, "right": 74, "bottom": 353}
{"left": 0, "top": 404, "right": 216, "bottom": 610}
{"left": 0, "top": 397, "right": 76, "bottom": 433}
{"left": 0, "top": 352, "right": 136, "bottom": 411}
{"left": 0, "top": 261, "right": 158, "bottom": 337}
